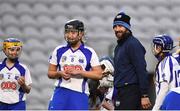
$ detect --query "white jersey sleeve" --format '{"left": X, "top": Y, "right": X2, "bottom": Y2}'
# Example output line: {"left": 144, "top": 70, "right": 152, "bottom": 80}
{"left": 24, "top": 65, "right": 32, "bottom": 86}
{"left": 88, "top": 47, "right": 100, "bottom": 67}
{"left": 153, "top": 82, "right": 169, "bottom": 110}
{"left": 49, "top": 46, "right": 60, "bottom": 65}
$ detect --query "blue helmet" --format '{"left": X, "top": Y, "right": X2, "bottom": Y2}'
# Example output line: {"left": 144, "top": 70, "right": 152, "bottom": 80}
{"left": 152, "top": 34, "right": 174, "bottom": 52}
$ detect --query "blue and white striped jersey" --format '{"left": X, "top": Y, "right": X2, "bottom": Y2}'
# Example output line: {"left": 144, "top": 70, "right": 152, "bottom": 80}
{"left": 0, "top": 58, "right": 32, "bottom": 104}
{"left": 160, "top": 87, "right": 180, "bottom": 109}
{"left": 173, "top": 53, "right": 180, "bottom": 64}
{"left": 49, "top": 43, "right": 100, "bottom": 94}
{"left": 155, "top": 55, "right": 180, "bottom": 95}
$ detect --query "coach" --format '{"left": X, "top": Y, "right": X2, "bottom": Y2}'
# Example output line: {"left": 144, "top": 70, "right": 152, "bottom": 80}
{"left": 112, "top": 12, "right": 151, "bottom": 109}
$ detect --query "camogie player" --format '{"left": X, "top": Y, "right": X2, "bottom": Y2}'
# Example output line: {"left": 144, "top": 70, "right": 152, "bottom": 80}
{"left": 48, "top": 19, "right": 102, "bottom": 110}
{"left": 152, "top": 34, "right": 180, "bottom": 110}
{"left": 88, "top": 56, "right": 115, "bottom": 110}
{"left": 0, "top": 38, "right": 32, "bottom": 110}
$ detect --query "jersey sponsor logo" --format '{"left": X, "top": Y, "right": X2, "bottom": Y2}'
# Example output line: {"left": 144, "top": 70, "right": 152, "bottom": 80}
{"left": 15, "top": 76, "right": 19, "bottom": 80}
{"left": 63, "top": 65, "right": 83, "bottom": 71}
{"left": 61, "top": 56, "right": 67, "bottom": 62}
{"left": 1, "top": 81, "right": 17, "bottom": 90}
{"left": 78, "top": 57, "right": 84, "bottom": 63}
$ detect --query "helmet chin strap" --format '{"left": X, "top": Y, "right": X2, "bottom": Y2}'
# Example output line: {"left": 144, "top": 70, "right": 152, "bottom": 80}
{"left": 155, "top": 51, "right": 170, "bottom": 61}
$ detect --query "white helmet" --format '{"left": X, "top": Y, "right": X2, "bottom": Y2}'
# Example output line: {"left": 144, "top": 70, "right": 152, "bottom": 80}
{"left": 100, "top": 56, "right": 114, "bottom": 75}
{"left": 99, "top": 56, "right": 114, "bottom": 87}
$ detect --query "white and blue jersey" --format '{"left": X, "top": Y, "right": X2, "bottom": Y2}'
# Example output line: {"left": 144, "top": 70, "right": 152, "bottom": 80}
{"left": 155, "top": 55, "right": 180, "bottom": 95}
{"left": 160, "top": 87, "right": 180, "bottom": 109}
{"left": 49, "top": 43, "right": 100, "bottom": 95}
{"left": 173, "top": 53, "right": 180, "bottom": 64}
{"left": 0, "top": 58, "right": 32, "bottom": 104}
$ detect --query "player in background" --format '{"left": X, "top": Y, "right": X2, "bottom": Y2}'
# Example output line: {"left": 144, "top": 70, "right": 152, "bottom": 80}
{"left": 160, "top": 87, "right": 180, "bottom": 109}
{"left": 152, "top": 34, "right": 180, "bottom": 110}
{"left": 48, "top": 19, "right": 102, "bottom": 110}
{"left": 88, "top": 56, "right": 115, "bottom": 110}
{"left": 88, "top": 79, "right": 101, "bottom": 110}
{"left": 0, "top": 38, "right": 32, "bottom": 110}
{"left": 99, "top": 56, "right": 116, "bottom": 111}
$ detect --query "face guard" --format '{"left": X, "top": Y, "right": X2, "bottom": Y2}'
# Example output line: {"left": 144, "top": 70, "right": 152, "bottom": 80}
{"left": 64, "top": 28, "right": 81, "bottom": 45}
{"left": 64, "top": 19, "right": 84, "bottom": 45}
{"left": 151, "top": 43, "right": 163, "bottom": 59}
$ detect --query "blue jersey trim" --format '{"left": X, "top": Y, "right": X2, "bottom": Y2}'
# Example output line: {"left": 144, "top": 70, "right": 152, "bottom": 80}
{"left": 18, "top": 88, "right": 24, "bottom": 101}
{"left": 82, "top": 78, "right": 87, "bottom": 93}
{"left": 0, "top": 60, "right": 6, "bottom": 71}
{"left": 15, "top": 64, "right": 26, "bottom": 76}
{"left": 79, "top": 45, "right": 92, "bottom": 71}
{"left": 169, "top": 57, "right": 173, "bottom": 83}
{"left": 57, "top": 78, "right": 62, "bottom": 86}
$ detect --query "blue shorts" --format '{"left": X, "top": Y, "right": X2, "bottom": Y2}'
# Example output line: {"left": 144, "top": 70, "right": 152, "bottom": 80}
{"left": 48, "top": 87, "right": 88, "bottom": 110}
{"left": 0, "top": 101, "right": 26, "bottom": 110}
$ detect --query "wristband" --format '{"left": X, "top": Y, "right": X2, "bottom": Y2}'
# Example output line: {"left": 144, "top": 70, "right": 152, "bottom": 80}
{"left": 141, "top": 94, "right": 148, "bottom": 98}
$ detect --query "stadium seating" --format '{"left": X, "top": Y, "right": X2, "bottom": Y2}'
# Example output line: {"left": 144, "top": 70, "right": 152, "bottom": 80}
{"left": 20, "top": 15, "right": 37, "bottom": 28}
{"left": 0, "top": 28, "right": 5, "bottom": 35}
{"left": 16, "top": 3, "right": 33, "bottom": 16}
{"left": 2, "top": 14, "right": 19, "bottom": 27}
{"left": 5, "top": 26, "right": 22, "bottom": 36}
{"left": 33, "top": 3, "right": 50, "bottom": 16}
{"left": 0, "top": 3, "right": 16, "bottom": 15}
{"left": 0, "top": 0, "right": 179, "bottom": 109}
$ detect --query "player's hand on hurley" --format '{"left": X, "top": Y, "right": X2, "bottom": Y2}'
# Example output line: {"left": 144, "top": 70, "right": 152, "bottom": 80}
{"left": 141, "top": 97, "right": 152, "bottom": 109}
{"left": 17, "top": 76, "right": 25, "bottom": 86}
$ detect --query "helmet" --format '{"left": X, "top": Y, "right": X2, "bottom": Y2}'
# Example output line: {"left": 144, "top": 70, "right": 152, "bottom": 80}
{"left": 152, "top": 34, "right": 174, "bottom": 52}
{"left": 3, "top": 38, "right": 23, "bottom": 59}
{"left": 3, "top": 38, "right": 23, "bottom": 50}
{"left": 64, "top": 19, "right": 85, "bottom": 44}
{"left": 100, "top": 56, "right": 114, "bottom": 75}
{"left": 64, "top": 19, "right": 84, "bottom": 32}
